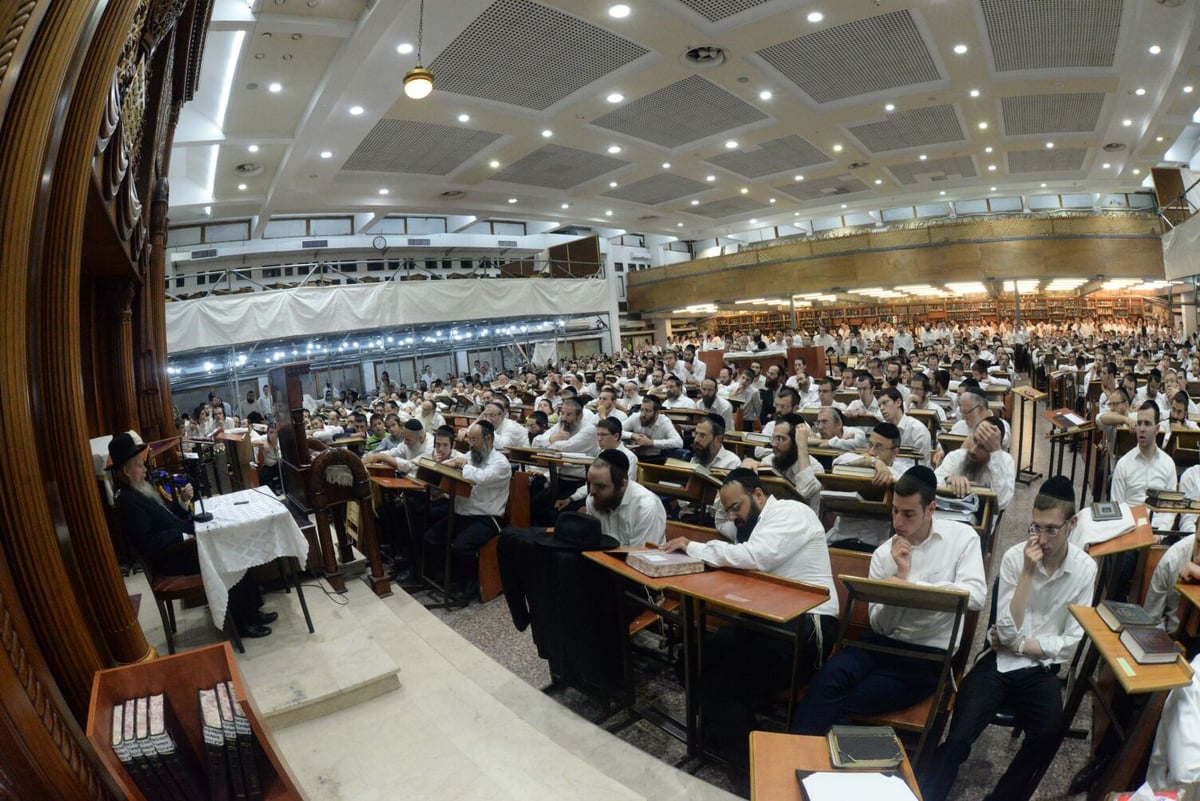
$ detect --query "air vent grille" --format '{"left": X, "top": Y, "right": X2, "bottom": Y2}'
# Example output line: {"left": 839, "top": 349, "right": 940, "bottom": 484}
{"left": 407, "top": 238, "right": 431, "bottom": 246}
{"left": 302, "top": 239, "right": 328, "bottom": 249}
{"left": 190, "top": 248, "right": 217, "bottom": 259}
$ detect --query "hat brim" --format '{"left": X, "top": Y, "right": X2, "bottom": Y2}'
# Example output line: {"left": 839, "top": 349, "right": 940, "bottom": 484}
{"left": 106, "top": 445, "right": 150, "bottom": 471}
{"left": 532, "top": 530, "right": 620, "bottom": 551}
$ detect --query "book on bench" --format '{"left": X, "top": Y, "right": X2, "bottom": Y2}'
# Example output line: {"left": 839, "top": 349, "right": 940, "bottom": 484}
{"left": 625, "top": 550, "right": 705, "bottom": 578}
{"left": 826, "top": 724, "right": 904, "bottom": 769}
{"left": 1120, "top": 626, "right": 1179, "bottom": 665}
{"left": 1096, "top": 600, "right": 1156, "bottom": 632}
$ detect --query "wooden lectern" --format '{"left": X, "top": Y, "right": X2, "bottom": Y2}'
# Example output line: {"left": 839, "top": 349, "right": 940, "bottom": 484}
{"left": 412, "top": 458, "right": 475, "bottom": 609}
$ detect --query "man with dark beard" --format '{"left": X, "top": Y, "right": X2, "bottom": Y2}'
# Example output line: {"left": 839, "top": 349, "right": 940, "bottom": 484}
{"left": 740, "top": 413, "right": 822, "bottom": 512}
{"left": 422, "top": 420, "right": 511, "bottom": 598}
{"left": 109, "top": 431, "right": 272, "bottom": 638}
{"left": 531, "top": 397, "right": 600, "bottom": 525}
{"left": 662, "top": 469, "right": 838, "bottom": 770}
{"left": 582, "top": 449, "right": 665, "bottom": 547}
{"left": 691, "top": 414, "right": 741, "bottom": 471}
{"left": 696, "top": 377, "right": 734, "bottom": 430}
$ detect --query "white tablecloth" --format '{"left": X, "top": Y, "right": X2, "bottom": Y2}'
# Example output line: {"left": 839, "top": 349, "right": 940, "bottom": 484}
{"left": 194, "top": 488, "right": 309, "bottom": 628}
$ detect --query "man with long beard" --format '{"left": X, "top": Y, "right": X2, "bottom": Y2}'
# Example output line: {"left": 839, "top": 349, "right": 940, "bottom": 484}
{"left": 740, "top": 413, "right": 822, "bottom": 512}
{"left": 934, "top": 415, "right": 1015, "bottom": 512}
{"left": 691, "top": 414, "right": 741, "bottom": 471}
{"left": 581, "top": 449, "right": 665, "bottom": 547}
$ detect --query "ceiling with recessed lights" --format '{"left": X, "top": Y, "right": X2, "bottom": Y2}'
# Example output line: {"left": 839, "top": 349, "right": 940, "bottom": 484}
{"left": 169, "top": 0, "right": 1200, "bottom": 239}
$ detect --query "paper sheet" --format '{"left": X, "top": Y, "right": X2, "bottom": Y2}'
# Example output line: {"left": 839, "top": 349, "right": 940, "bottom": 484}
{"left": 801, "top": 771, "right": 920, "bottom": 801}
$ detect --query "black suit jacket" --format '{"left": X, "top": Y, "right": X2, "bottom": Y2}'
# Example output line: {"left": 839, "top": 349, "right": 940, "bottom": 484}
{"left": 113, "top": 485, "right": 195, "bottom": 570}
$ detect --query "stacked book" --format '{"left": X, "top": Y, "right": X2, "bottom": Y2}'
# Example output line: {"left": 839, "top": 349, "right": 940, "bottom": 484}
{"left": 110, "top": 681, "right": 263, "bottom": 801}
{"left": 1096, "top": 600, "right": 1179, "bottom": 665}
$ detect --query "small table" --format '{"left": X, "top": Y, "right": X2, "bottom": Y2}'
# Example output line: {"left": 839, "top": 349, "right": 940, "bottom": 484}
{"left": 194, "top": 489, "right": 314, "bottom": 634}
{"left": 1083, "top": 504, "right": 1154, "bottom": 602}
{"left": 748, "top": 731, "right": 922, "bottom": 800}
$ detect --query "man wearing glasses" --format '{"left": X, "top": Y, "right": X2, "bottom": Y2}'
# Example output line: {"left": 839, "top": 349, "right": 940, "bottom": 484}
{"left": 825, "top": 422, "right": 913, "bottom": 551}
{"left": 921, "top": 476, "right": 1096, "bottom": 801}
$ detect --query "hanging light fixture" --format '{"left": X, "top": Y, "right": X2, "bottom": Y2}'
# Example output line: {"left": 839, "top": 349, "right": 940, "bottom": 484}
{"left": 403, "top": 0, "right": 433, "bottom": 99}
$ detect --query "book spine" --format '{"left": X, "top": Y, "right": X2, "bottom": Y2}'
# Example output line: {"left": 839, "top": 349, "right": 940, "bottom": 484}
{"left": 152, "top": 694, "right": 207, "bottom": 801}
{"left": 225, "top": 681, "right": 263, "bottom": 801}
{"left": 215, "top": 682, "right": 247, "bottom": 801}
{"left": 128, "top": 697, "right": 172, "bottom": 801}
{"left": 198, "top": 688, "right": 231, "bottom": 801}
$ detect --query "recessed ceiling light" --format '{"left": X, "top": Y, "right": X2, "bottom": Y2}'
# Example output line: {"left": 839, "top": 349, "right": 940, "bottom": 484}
{"left": 759, "top": 90, "right": 772, "bottom": 101}
{"left": 489, "top": 159, "right": 500, "bottom": 168}
{"left": 606, "top": 92, "right": 624, "bottom": 103}
{"left": 1157, "top": 136, "right": 1165, "bottom": 142}
{"left": 769, "top": 197, "right": 776, "bottom": 203}
{"left": 984, "top": 146, "right": 993, "bottom": 153}
{"left": 832, "top": 144, "right": 843, "bottom": 152}
{"left": 690, "top": 199, "right": 700, "bottom": 205}
{"left": 749, "top": 219, "right": 758, "bottom": 224}
{"left": 1133, "top": 169, "right": 1141, "bottom": 175}
{"left": 677, "top": 222, "right": 684, "bottom": 227}
{"left": 609, "top": 181, "right": 618, "bottom": 188}
{"left": 607, "top": 145, "right": 622, "bottom": 154}
{"left": 458, "top": 113, "right": 470, "bottom": 122}
{"left": 807, "top": 10, "right": 823, "bottom": 22}
{"left": 248, "top": 144, "right": 259, "bottom": 153}
{"left": 969, "top": 88, "right": 980, "bottom": 98}
{"left": 1102, "top": 162, "right": 1111, "bottom": 168}
{"left": 379, "top": 188, "right": 389, "bottom": 195}
{"left": 725, "top": 140, "right": 738, "bottom": 149}
{"left": 1046, "top": 142, "right": 1054, "bottom": 148}
{"left": 608, "top": 4, "right": 631, "bottom": 18}
{"left": 795, "top": 175, "right": 804, "bottom": 181}
{"left": 918, "top": 154, "right": 927, "bottom": 161}
{"left": 990, "top": 186, "right": 997, "bottom": 191}
{"left": 397, "top": 43, "right": 414, "bottom": 54}
{"left": 884, "top": 103, "right": 895, "bottom": 112}
{"left": 740, "top": 187, "right": 749, "bottom": 194}
{"left": 874, "top": 179, "right": 882, "bottom": 185}
{"left": 507, "top": 197, "right": 518, "bottom": 203}
{"left": 541, "top": 129, "right": 553, "bottom": 137}
{"left": 238, "top": 183, "right": 247, "bottom": 191}
{"left": 706, "top": 175, "right": 716, "bottom": 182}
{"left": 794, "top": 212, "right": 801, "bottom": 216}
{"left": 268, "top": 82, "right": 282, "bottom": 93}
{"left": 319, "top": 150, "right": 332, "bottom": 158}
{"left": 953, "top": 44, "right": 968, "bottom": 54}
{"left": 840, "top": 204, "right": 847, "bottom": 209}
{"left": 561, "top": 203, "right": 569, "bottom": 209}
{"left": 1185, "top": 86, "right": 1195, "bottom": 94}
{"left": 988, "top": 164, "right": 997, "bottom": 171}
{"left": 1040, "top": 183, "right": 1047, "bottom": 188}
{"left": 605, "top": 210, "right": 613, "bottom": 216}
{"left": 1122, "top": 118, "right": 1133, "bottom": 126}
{"left": 662, "top": 162, "right": 671, "bottom": 169}
{"left": 1134, "top": 87, "right": 1146, "bottom": 96}
{"left": 1149, "top": 44, "right": 1162, "bottom": 55}
{"left": 978, "top": 121, "right": 988, "bottom": 130}
{"left": 939, "top": 191, "right": 946, "bottom": 196}
{"left": 349, "top": 105, "right": 364, "bottom": 115}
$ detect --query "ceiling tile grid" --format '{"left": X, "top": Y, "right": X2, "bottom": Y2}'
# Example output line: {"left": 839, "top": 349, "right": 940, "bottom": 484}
{"left": 492, "top": 144, "right": 630, "bottom": 189}
{"left": 429, "top": 0, "right": 649, "bottom": 111}
{"left": 691, "top": 196, "right": 766, "bottom": 218}
{"left": 756, "top": 10, "right": 942, "bottom": 104}
{"left": 980, "top": 0, "right": 1122, "bottom": 72}
{"left": 888, "top": 155, "right": 978, "bottom": 185}
{"left": 775, "top": 174, "right": 871, "bottom": 203}
{"left": 1001, "top": 92, "right": 1105, "bottom": 135}
{"left": 1007, "top": 147, "right": 1088, "bottom": 173}
{"left": 675, "top": 0, "right": 775, "bottom": 23}
{"left": 602, "top": 174, "right": 710, "bottom": 205}
{"left": 343, "top": 120, "right": 502, "bottom": 175}
{"left": 847, "top": 104, "right": 966, "bottom": 153}
{"left": 705, "top": 135, "right": 830, "bottom": 178}
{"left": 592, "top": 75, "right": 769, "bottom": 149}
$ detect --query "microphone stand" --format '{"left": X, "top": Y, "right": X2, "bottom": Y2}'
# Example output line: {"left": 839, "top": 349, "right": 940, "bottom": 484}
{"left": 183, "top": 453, "right": 213, "bottom": 522}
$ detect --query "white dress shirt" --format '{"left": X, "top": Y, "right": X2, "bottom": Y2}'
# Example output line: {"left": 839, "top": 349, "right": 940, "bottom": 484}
{"left": 1144, "top": 534, "right": 1196, "bottom": 634}
{"left": 663, "top": 395, "right": 698, "bottom": 410}
{"left": 584, "top": 479, "right": 666, "bottom": 547}
{"left": 1111, "top": 446, "right": 1177, "bottom": 529}
{"left": 457, "top": 448, "right": 512, "bottom": 518}
{"left": 687, "top": 496, "right": 839, "bottom": 618}
{"left": 824, "top": 452, "right": 912, "bottom": 547}
{"left": 381, "top": 433, "right": 434, "bottom": 475}
{"left": 949, "top": 418, "right": 1012, "bottom": 450}
{"left": 934, "top": 447, "right": 1016, "bottom": 511}
{"left": 868, "top": 520, "right": 987, "bottom": 649}
{"left": 696, "top": 395, "right": 735, "bottom": 431}
{"left": 495, "top": 417, "right": 529, "bottom": 451}
{"left": 622, "top": 413, "right": 683, "bottom": 454}
{"left": 1178, "top": 466, "right": 1200, "bottom": 534}
{"left": 697, "top": 447, "right": 742, "bottom": 472}
{"left": 824, "top": 429, "right": 867, "bottom": 451}
{"left": 532, "top": 421, "right": 600, "bottom": 479}
{"left": 568, "top": 445, "right": 639, "bottom": 503}
{"left": 761, "top": 454, "right": 823, "bottom": 511}
{"left": 993, "top": 541, "right": 1096, "bottom": 671}
{"left": 896, "top": 413, "right": 932, "bottom": 465}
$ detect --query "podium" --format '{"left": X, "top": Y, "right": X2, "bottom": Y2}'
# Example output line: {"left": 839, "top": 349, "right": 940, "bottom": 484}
{"left": 412, "top": 457, "right": 476, "bottom": 609}
{"left": 1012, "top": 385, "right": 1046, "bottom": 485}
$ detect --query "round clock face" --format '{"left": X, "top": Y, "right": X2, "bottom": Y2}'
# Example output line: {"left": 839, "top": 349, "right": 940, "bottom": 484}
{"left": 372, "top": 235, "right": 387, "bottom": 251}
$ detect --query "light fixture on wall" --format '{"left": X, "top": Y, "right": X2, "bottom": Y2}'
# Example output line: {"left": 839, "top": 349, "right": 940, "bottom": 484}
{"left": 403, "top": 0, "right": 434, "bottom": 99}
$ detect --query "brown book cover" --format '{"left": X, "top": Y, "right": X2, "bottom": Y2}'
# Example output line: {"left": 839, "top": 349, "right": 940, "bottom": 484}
{"left": 224, "top": 680, "right": 263, "bottom": 801}
{"left": 1097, "top": 600, "right": 1157, "bottom": 632}
{"left": 215, "top": 682, "right": 247, "bottom": 801}
{"left": 198, "top": 688, "right": 230, "bottom": 801}
{"left": 1120, "top": 626, "right": 1178, "bottom": 664}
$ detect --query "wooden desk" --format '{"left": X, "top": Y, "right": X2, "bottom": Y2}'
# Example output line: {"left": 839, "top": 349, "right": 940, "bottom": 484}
{"left": 748, "top": 731, "right": 922, "bottom": 801}
{"left": 1042, "top": 605, "right": 1195, "bottom": 801}
{"left": 412, "top": 459, "right": 475, "bottom": 608}
{"left": 1175, "top": 581, "right": 1200, "bottom": 641}
{"left": 1085, "top": 504, "right": 1153, "bottom": 603}
{"left": 583, "top": 549, "right": 828, "bottom": 760}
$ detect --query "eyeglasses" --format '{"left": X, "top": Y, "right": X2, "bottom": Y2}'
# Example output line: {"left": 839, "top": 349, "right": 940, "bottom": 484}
{"left": 1028, "top": 523, "right": 1068, "bottom": 536}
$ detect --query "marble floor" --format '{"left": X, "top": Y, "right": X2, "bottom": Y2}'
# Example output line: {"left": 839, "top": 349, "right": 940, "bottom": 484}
{"left": 123, "top": 384, "right": 1112, "bottom": 800}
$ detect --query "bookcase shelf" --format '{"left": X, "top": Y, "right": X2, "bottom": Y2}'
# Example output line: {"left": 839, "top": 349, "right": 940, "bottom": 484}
{"left": 86, "top": 642, "right": 303, "bottom": 801}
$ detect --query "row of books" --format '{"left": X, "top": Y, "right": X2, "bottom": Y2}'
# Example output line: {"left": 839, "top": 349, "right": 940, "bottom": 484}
{"left": 112, "top": 680, "right": 263, "bottom": 801}
{"left": 1096, "top": 600, "right": 1179, "bottom": 665}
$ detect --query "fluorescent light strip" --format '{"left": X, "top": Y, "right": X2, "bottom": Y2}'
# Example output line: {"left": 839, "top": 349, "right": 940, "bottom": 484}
{"left": 215, "top": 31, "right": 247, "bottom": 130}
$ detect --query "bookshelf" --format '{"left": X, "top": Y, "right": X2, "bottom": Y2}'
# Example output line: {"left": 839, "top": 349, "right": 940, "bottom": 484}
{"left": 86, "top": 642, "right": 303, "bottom": 801}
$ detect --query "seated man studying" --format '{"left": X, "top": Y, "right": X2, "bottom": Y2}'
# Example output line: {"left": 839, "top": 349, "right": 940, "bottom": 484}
{"left": 109, "top": 431, "right": 274, "bottom": 638}
{"left": 921, "top": 476, "right": 1096, "bottom": 801}
{"left": 792, "top": 465, "right": 986, "bottom": 735}
{"left": 663, "top": 468, "right": 839, "bottom": 768}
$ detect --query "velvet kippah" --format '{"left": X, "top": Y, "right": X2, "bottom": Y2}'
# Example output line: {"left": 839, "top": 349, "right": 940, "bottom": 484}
{"left": 596, "top": 448, "right": 629, "bottom": 474}
{"left": 1039, "top": 476, "right": 1075, "bottom": 502}
{"left": 404, "top": 418, "right": 424, "bottom": 431}
{"left": 903, "top": 465, "right": 937, "bottom": 490}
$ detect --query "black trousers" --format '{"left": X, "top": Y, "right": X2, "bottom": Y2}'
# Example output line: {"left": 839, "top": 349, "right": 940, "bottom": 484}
{"left": 701, "top": 613, "right": 837, "bottom": 767}
{"left": 423, "top": 512, "right": 501, "bottom": 581}
{"left": 154, "top": 544, "right": 261, "bottom": 632}
{"left": 921, "top": 652, "right": 1064, "bottom": 801}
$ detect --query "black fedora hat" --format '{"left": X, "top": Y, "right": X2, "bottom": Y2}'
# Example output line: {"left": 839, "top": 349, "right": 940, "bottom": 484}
{"left": 534, "top": 511, "right": 619, "bottom": 551}
{"left": 107, "top": 430, "right": 149, "bottom": 472}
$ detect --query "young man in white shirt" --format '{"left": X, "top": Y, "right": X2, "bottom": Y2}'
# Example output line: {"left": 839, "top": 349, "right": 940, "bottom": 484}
{"left": 663, "top": 468, "right": 839, "bottom": 768}
{"left": 622, "top": 394, "right": 683, "bottom": 458}
{"left": 921, "top": 476, "right": 1095, "bottom": 801}
{"left": 878, "top": 387, "right": 931, "bottom": 466}
{"left": 792, "top": 466, "right": 986, "bottom": 735}
{"left": 1110, "top": 401, "right": 1178, "bottom": 527}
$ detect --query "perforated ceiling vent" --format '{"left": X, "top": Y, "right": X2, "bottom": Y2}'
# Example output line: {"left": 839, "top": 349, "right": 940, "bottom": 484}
{"left": 492, "top": 144, "right": 629, "bottom": 189}
{"left": 676, "top": 0, "right": 774, "bottom": 23}
{"left": 691, "top": 195, "right": 765, "bottom": 218}
{"left": 592, "top": 75, "right": 768, "bottom": 148}
{"left": 757, "top": 11, "right": 941, "bottom": 104}
{"left": 429, "top": 0, "right": 648, "bottom": 111}
{"left": 848, "top": 105, "right": 965, "bottom": 153}
{"left": 888, "top": 155, "right": 978, "bottom": 185}
{"left": 981, "top": 0, "right": 1122, "bottom": 72}
{"left": 774, "top": 174, "right": 870, "bottom": 203}
{"left": 706, "top": 135, "right": 830, "bottom": 178}
{"left": 1001, "top": 93, "right": 1105, "bottom": 135}
{"left": 1008, "top": 147, "right": 1088, "bottom": 173}
{"left": 603, "top": 174, "right": 709, "bottom": 205}
{"left": 343, "top": 120, "right": 501, "bottom": 175}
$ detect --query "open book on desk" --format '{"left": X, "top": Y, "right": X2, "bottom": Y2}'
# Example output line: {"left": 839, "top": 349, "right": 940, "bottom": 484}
{"left": 796, "top": 771, "right": 919, "bottom": 801}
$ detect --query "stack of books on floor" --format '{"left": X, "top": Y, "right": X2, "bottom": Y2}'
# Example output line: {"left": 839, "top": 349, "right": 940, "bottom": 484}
{"left": 111, "top": 680, "right": 263, "bottom": 801}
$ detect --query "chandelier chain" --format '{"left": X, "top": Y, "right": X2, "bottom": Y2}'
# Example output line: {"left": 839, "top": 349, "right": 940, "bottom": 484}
{"left": 416, "top": 0, "right": 425, "bottom": 63}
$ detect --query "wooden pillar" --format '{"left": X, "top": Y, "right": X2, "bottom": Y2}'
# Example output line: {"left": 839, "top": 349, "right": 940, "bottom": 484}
{"left": 139, "top": 178, "right": 176, "bottom": 441}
